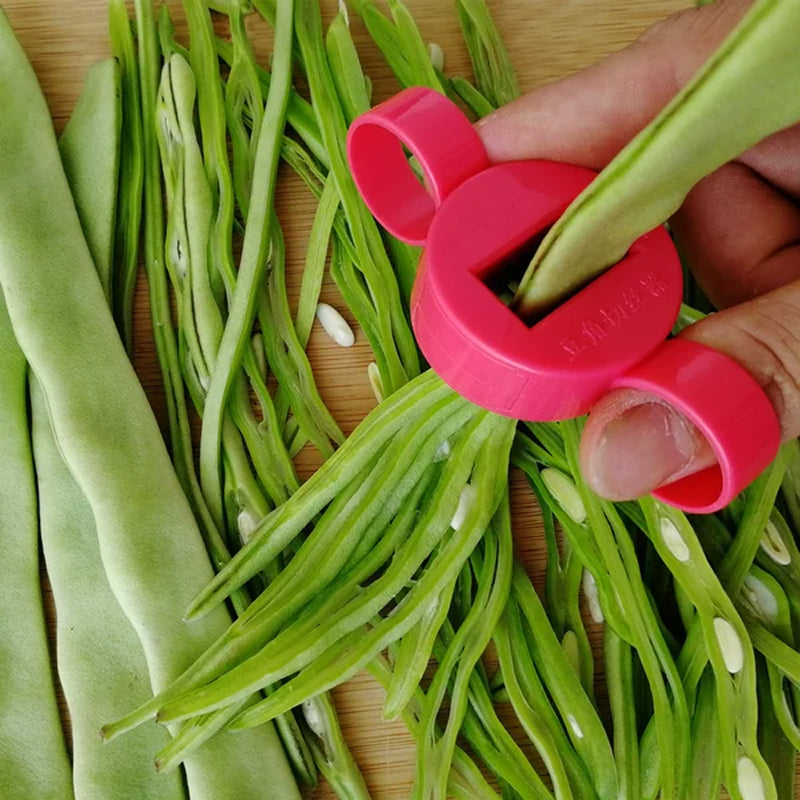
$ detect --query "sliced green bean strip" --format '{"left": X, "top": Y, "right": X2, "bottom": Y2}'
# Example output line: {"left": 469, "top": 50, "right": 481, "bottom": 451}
{"left": 688, "top": 675, "right": 723, "bottom": 800}
{"left": 387, "top": 0, "right": 445, "bottom": 90}
{"left": 382, "top": 232, "right": 420, "bottom": 307}
{"left": 676, "top": 453, "right": 789, "bottom": 698}
{"left": 746, "top": 617, "right": 800, "bottom": 685}
{"left": 753, "top": 574, "right": 800, "bottom": 749}
{"left": 757, "top": 656, "right": 797, "bottom": 800}
{"left": 537, "top": 486, "right": 566, "bottom": 635}
{"left": 198, "top": 0, "right": 294, "bottom": 523}
{"left": 562, "top": 548, "right": 595, "bottom": 698}
{"left": 368, "top": 654, "right": 499, "bottom": 800}
{"left": 505, "top": 598, "right": 600, "bottom": 800}
{"left": 260, "top": 220, "right": 344, "bottom": 456}
{"left": 225, "top": 1, "right": 264, "bottom": 218}
{"left": 513, "top": 427, "right": 569, "bottom": 473}
{"left": 450, "top": 75, "right": 495, "bottom": 117}
{"left": 188, "top": 369, "right": 447, "bottom": 617}
{"left": 183, "top": 0, "right": 235, "bottom": 307}
{"left": 158, "top": 4, "right": 190, "bottom": 61}
{"left": 350, "top": 0, "right": 413, "bottom": 86}
{"left": 108, "top": 0, "right": 144, "bottom": 351}
{"left": 273, "top": 708, "right": 320, "bottom": 789}
{"left": 384, "top": 577, "right": 457, "bottom": 722}
{"left": 300, "top": 693, "right": 369, "bottom": 799}
{"left": 604, "top": 627, "right": 639, "bottom": 800}
{"left": 296, "top": 177, "right": 338, "bottom": 347}
{"left": 455, "top": 670, "right": 550, "bottom": 800}
{"left": 229, "top": 377, "right": 297, "bottom": 505}
{"left": 419, "top": 498, "right": 514, "bottom": 800}
{"left": 515, "top": 0, "right": 800, "bottom": 316}
{"left": 166, "top": 415, "right": 512, "bottom": 725}
{"left": 154, "top": 700, "right": 247, "bottom": 774}
{"left": 514, "top": 566, "right": 617, "bottom": 799}
{"left": 639, "top": 459, "right": 792, "bottom": 800}
{"left": 455, "top": 0, "right": 519, "bottom": 108}
{"left": 215, "top": 35, "right": 329, "bottom": 167}
{"left": 330, "top": 235, "right": 390, "bottom": 381}
{"left": 326, "top": 12, "right": 371, "bottom": 124}
{"left": 640, "top": 498, "right": 772, "bottom": 800}
{"left": 514, "top": 450, "right": 630, "bottom": 639}
{"left": 780, "top": 440, "right": 800, "bottom": 534}
{"left": 561, "top": 421, "right": 689, "bottom": 800}
{"left": 721, "top": 448, "right": 791, "bottom": 592}
{"left": 494, "top": 610, "right": 575, "bottom": 800}
{"left": 296, "top": 0, "right": 419, "bottom": 394}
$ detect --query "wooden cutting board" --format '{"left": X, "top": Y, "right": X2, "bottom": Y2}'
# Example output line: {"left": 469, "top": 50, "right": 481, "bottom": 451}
{"left": 5, "top": 1, "right": 752, "bottom": 798}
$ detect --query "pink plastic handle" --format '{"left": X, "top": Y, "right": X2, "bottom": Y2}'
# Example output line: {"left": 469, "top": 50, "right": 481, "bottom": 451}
{"left": 612, "top": 337, "right": 781, "bottom": 513}
{"left": 412, "top": 159, "right": 684, "bottom": 420}
{"left": 346, "top": 87, "right": 490, "bottom": 245}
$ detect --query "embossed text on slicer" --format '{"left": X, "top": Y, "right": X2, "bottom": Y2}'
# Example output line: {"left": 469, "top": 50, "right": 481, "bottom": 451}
{"left": 559, "top": 271, "right": 669, "bottom": 361}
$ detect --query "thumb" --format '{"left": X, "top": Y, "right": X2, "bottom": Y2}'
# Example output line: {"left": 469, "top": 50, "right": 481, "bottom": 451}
{"left": 580, "top": 281, "right": 800, "bottom": 501}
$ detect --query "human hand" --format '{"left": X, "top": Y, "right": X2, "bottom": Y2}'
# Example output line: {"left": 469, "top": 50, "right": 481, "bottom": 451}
{"left": 476, "top": 0, "right": 800, "bottom": 501}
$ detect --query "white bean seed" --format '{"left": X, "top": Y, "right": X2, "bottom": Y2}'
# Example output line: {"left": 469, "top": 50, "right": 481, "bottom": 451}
{"left": 541, "top": 468, "right": 586, "bottom": 524}
{"left": 659, "top": 516, "right": 690, "bottom": 562}
{"left": 316, "top": 302, "right": 355, "bottom": 347}
{"left": 713, "top": 617, "right": 744, "bottom": 674}
{"left": 451, "top": 485, "right": 476, "bottom": 531}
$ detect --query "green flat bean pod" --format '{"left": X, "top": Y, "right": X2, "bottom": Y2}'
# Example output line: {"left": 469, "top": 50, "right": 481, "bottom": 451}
{"left": 515, "top": 0, "right": 800, "bottom": 316}
{"left": 0, "top": 302, "right": 72, "bottom": 800}
{"left": 108, "top": 0, "right": 144, "bottom": 350}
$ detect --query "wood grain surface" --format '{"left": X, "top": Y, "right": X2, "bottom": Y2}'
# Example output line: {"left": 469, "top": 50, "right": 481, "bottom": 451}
{"left": 4, "top": 1, "right": 754, "bottom": 798}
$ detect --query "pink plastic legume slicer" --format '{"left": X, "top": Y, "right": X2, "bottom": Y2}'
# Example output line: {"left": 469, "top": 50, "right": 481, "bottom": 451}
{"left": 346, "top": 86, "right": 779, "bottom": 514}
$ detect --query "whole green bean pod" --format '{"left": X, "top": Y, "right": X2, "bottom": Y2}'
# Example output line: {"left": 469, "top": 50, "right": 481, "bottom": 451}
{"left": 33, "top": 385, "right": 185, "bottom": 800}
{"left": 39, "top": 56, "right": 184, "bottom": 800}
{"left": 514, "top": 0, "right": 800, "bottom": 316}
{"left": 58, "top": 59, "right": 121, "bottom": 302}
{"left": 0, "top": 304, "right": 72, "bottom": 800}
